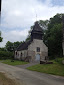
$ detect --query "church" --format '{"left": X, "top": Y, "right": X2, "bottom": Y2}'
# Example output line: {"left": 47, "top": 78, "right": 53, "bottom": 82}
{"left": 15, "top": 21, "right": 48, "bottom": 62}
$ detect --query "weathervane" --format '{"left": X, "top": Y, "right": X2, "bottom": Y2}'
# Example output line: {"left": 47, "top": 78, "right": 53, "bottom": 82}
{"left": 34, "top": 9, "right": 38, "bottom": 22}
{"left": 36, "top": 13, "right": 37, "bottom": 21}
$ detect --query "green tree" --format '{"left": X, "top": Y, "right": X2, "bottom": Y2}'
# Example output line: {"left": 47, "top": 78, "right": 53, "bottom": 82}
{"left": 5, "top": 41, "right": 22, "bottom": 52}
{"left": 5, "top": 41, "right": 13, "bottom": 52}
{"left": 48, "top": 24, "right": 63, "bottom": 58}
{"left": 0, "top": 31, "right": 3, "bottom": 42}
{"left": 0, "top": 47, "right": 6, "bottom": 51}
{"left": 39, "top": 20, "right": 49, "bottom": 30}
{"left": 44, "top": 13, "right": 64, "bottom": 58}
{"left": 13, "top": 41, "right": 22, "bottom": 50}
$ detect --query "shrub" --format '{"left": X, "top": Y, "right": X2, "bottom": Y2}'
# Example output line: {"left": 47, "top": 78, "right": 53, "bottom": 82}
{"left": 55, "top": 57, "right": 64, "bottom": 64}
{"left": 0, "top": 51, "right": 14, "bottom": 60}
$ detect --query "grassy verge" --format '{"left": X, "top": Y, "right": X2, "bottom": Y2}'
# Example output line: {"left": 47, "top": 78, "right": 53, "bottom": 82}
{"left": 1, "top": 59, "right": 29, "bottom": 66}
{"left": 27, "top": 58, "right": 64, "bottom": 76}
{"left": 0, "top": 72, "right": 18, "bottom": 85}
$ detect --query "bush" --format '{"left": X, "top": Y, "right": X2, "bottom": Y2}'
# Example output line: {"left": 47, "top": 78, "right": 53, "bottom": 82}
{"left": 0, "top": 51, "right": 14, "bottom": 60}
{"left": 55, "top": 57, "right": 64, "bottom": 64}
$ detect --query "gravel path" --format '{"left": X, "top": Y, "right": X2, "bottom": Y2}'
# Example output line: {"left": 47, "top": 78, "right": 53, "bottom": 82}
{"left": 0, "top": 63, "right": 64, "bottom": 85}
{"left": 16, "top": 62, "right": 39, "bottom": 69}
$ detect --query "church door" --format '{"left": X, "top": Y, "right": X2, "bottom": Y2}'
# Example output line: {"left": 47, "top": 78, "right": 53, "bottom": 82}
{"left": 35, "top": 54, "right": 40, "bottom": 62}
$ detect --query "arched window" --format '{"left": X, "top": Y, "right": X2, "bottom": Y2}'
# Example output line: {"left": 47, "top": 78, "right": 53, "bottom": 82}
{"left": 16, "top": 52, "right": 17, "bottom": 55}
{"left": 21, "top": 52, "right": 22, "bottom": 56}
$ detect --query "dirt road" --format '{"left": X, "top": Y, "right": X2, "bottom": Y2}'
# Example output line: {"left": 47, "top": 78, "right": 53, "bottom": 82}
{"left": 0, "top": 63, "right": 64, "bottom": 85}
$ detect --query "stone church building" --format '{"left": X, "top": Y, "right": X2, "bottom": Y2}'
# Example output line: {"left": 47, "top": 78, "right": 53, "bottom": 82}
{"left": 15, "top": 22, "right": 48, "bottom": 62}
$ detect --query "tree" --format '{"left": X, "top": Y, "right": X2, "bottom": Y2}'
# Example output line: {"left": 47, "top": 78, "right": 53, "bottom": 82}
{"left": 44, "top": 13, "right": 64, "bottom": 58}
{"left": 0, "top": 31, "right": 3, "bottom": 42}
{"left": 5, "top": 41, "right": 22, "bottom": 52}
{"left": 48, "top": 24, "right": 63, "bottom": 58}
{"left": 5, "top": 41, "right": 13, "bottom": 52}
{"left": 13, "top": 41, "right": 22, "bottom": 50}
{"left": 39, "top": 20, "right": 49, "bottom": 30}
{"left": 0, "top": 47, "right": 6, "bottom": 51}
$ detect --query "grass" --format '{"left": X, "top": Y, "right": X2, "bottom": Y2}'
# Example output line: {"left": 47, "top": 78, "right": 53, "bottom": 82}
{"left": 0, "top": 59, "right": 29, "bottom": 66}
{"left": 27, "top": 58, "right": 64, "bottom": 76}
{"left": 0, "top": 72, "right": 18, "bottom": 85}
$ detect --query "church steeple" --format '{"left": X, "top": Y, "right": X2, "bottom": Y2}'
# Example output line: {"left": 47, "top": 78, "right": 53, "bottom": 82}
{"left": 31, "top": 21, "right": 43, "bottom": 41}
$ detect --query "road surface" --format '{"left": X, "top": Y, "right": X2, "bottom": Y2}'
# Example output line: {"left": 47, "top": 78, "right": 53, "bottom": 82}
{"left": 0, "top": 63, "right": 64, "bottom": 85}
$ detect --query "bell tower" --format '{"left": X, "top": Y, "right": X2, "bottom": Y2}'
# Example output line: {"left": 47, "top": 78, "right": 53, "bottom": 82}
{"left": 31, "top": 21, "right": 43, "bottom": 41}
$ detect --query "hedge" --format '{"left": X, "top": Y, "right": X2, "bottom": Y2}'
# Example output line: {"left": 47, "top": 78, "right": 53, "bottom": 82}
{"left": 0, "top": 51, "right": 14, "bottom": 59}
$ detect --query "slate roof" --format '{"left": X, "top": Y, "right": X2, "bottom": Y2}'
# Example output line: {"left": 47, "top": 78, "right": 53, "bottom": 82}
{"left": 16, "top": 40, "right": 31, "bottom": 51}
{"left": 33, "top": 21, "right": 43, "bottom": 32}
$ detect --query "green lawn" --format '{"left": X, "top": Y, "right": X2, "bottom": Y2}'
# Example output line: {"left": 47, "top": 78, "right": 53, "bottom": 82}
{"left": 27, "top": 58, "right": 64, "bottom": 76}
{"left": 1, "top": 59, "right": 29, "bottom": 66}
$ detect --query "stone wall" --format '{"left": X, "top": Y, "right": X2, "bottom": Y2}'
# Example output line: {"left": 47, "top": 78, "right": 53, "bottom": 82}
{"left": 15, "top": 39, "right": 48, "bottom": 62}
{"left": 15, "top": 50, "right": 28, "bottom": 60}
{"left": 27, "top": 50, "right": 35, "bottom": 62}
{"left": 28, "top": 39, "right": 48, "bottom": 61}
{"left": 40, "top": 52, "right": 48, "bottom": 61}
{"left": 28, "top": 39, "right": 48, "bottom": 52}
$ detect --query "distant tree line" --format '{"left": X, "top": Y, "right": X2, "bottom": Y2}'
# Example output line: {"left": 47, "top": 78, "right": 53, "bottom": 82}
{"left": 0, "top": 40, "right": 23, "bottom": 59}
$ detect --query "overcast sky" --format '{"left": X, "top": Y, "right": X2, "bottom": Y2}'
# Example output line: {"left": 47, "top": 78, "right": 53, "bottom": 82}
{"left": 0, "top": 0, "right": 64, "bottom": 47}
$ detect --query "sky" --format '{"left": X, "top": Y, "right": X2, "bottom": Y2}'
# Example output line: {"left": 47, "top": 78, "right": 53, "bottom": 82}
{"left": 0, "top": 0, "right": 64, "bottom": 47}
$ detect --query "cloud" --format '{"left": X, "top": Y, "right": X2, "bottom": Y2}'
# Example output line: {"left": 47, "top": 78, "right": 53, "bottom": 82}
{"left": 0, "top": 29, "right": 29, "bottom": 47}
{"left": 1, "top": 0, "right": 64, "bottom": 29}
{"left": 0, "top": 0, "right": 64, "bottom": 47}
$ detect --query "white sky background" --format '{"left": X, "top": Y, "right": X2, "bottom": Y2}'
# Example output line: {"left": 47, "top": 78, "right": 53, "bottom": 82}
{"left": 0, "top": 0, "right": 64, "bottom": 47}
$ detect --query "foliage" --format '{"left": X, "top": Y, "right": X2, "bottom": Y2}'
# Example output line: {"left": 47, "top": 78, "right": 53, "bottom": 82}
{"left": 2, "top": 59, "right": 29, "bottom": 66}
{"left": 5, "top": 41, "right": 22, "bottom": 52}
{"left": 5, "top": 41, "right": 13, "bottom": 52}
{"left": 48, "top": 24, "right": 63, "bottom": 58}
{"left": 43, "top": 14, "right": 64, "bottom": 58}
{"left": 13, "top": 41, "right": 22, "bottom": 49}
{"left": 39, "top": 20, "right": 49, "bottom": 29}
{"left": 55, "top": 57, "right": 64, "bottom": 64}
{"left": 0, "top": 31, "right": 3, "bottom": 42}
{"left": 0, "top": 47, "right": 6, "bottom": 51}
{"left": 0, "top": 51, "right": 13, "bottom": 59}
{"left": 0, "top": 41, "right": 22, "bottom": 59}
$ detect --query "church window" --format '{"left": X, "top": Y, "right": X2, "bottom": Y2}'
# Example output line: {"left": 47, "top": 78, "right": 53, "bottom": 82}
{"left": 37, "top": 47, "right": 40, "bottom": 52}
{"left": 16, "top": 52, "right": 17, "bottom": 55}
{"left": 21, "top": 52, "right": 22, "bottom": 56}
